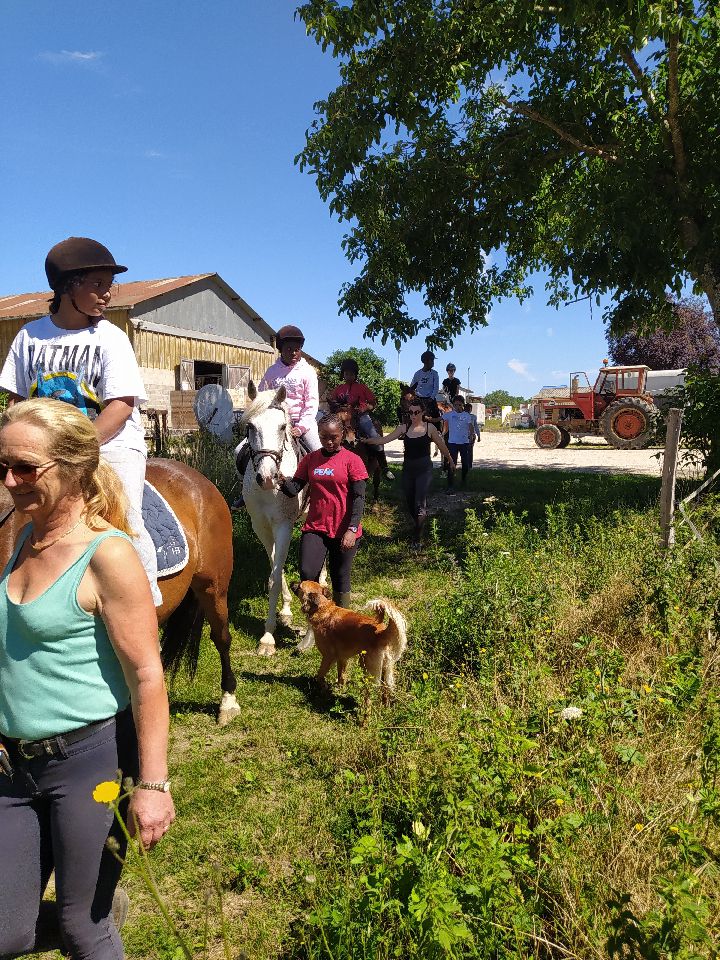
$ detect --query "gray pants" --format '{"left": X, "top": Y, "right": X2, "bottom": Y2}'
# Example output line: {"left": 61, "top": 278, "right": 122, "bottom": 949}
{"left": 0, "top": 711, "right": 138, "bottom": 959}
{"left": 101, "top": 448, "right": 161, "bottom": 606}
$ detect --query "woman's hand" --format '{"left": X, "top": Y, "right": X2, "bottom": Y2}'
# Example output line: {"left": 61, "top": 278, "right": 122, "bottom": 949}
{"left": 446, "top": 458, "right": 455, "bottom": 472}
{"left": 341, "top": 530, "right": 357, "bottom": 551}
{"left": 128, "top": 789, "right": 176, "bottom": 851}
{"left": 291, "top": 426, "right": 303, "bottom": 438}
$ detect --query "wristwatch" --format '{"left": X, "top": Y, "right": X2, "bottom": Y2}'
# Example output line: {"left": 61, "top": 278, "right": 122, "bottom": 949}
{"left": 348, "top": 525, "right": 358, "bottom": 533}
{"left": 136, "top": 778, "right": 172, "bottom": 793}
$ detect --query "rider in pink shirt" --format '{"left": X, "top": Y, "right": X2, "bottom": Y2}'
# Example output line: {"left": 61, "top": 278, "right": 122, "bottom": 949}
{"left": 258, "top": 326, "right": 320, "bottom": 448}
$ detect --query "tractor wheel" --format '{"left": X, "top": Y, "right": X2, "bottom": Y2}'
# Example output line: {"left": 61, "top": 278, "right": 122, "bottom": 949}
{"left": 534, "top": 424, "right": 563, "bottom": 449}
{"left": 557, "top": 428, "right": 571, "bottom": 448}
{"left": 600, "top": 398, "right": 656, "bottom": 449}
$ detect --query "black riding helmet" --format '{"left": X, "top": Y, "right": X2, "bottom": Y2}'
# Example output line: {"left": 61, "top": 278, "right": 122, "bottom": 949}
{"left": 275, "top": 324, "right": 305, "bottom": 349}
{"left": 340, "top": 357, "right": 359, "bottom": 375}
{"left": 45, "top": 237, "right": 127, "bottom": 291}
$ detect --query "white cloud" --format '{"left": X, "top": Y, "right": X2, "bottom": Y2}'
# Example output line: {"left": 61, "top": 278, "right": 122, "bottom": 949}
{"left": 144, "top": 150, "right": 165, "bottom": 159}
{"left": 546, "top": 326, "right": 554, "bottom": 337}
{"left": 38, "top": 50, "right": 104, "bottom": 65}
{"left": 551, "top": 370, "right": 568, "bottom": 379}
{"left": 507, "top": 359, "right": 536, "bottom": 381}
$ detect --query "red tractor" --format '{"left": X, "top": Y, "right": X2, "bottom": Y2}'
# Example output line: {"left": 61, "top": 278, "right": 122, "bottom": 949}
{"left": 533, "top": 365, "right": 658, "bottom": 450}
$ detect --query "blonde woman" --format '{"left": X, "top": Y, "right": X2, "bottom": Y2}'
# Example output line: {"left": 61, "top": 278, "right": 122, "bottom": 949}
{"left": 0, "top": 399, "right": 173, "bottom": 960}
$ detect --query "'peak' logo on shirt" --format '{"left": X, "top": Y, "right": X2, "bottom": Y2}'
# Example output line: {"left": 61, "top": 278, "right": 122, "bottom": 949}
{"left": 313, "top": 467, "right": 335, "bottom": 477}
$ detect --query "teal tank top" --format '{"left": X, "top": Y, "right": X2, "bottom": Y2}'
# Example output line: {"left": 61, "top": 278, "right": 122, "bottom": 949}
{"left": 0, "top": 527, "right": 132, "bottom": 740}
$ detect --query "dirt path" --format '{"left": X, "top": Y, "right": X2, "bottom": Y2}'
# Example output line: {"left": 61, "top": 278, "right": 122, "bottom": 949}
{"left": 383, "top": 431, "right": 683, "bottom": 476}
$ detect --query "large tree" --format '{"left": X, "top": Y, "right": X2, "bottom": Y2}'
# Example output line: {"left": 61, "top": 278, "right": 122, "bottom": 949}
{"left": 297, "top": 1, "right": 720, "bottom": 348}
{"left": 607, "top": 296, "right": 720, "bottom": 370}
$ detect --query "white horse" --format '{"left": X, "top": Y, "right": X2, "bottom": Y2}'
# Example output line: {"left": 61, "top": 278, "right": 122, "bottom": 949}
{"left": 240, "top": 382, "right": 304, "bottom": 656}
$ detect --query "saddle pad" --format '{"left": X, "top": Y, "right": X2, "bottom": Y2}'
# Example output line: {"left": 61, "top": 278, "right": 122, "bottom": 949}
{"left": 142, "top": 481, "right": 189, "bottom": 577}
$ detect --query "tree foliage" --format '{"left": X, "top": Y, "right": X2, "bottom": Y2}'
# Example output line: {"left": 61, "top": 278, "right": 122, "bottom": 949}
{"left": 323, "top": 345, "right": 402, "bottom": 424}
{"left": 607, "top": 297, "right": 720, "bottom": 370}
{"left": 483, "top": 389, "right": 527, "bottom": 409}
{"left": 297, "top": 1, "right": 720, "bottom": 348}
{"left": 679, "top": 368, "right": 720, "bottom": 476}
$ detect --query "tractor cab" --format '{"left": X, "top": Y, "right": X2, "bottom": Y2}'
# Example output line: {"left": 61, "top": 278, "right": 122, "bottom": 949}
{"left": 593, "top": 365, "right": 649, "bottom": 398}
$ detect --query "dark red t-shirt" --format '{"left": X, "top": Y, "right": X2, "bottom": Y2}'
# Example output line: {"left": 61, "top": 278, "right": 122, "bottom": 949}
{"left": 327, "top": 381, "right": 376, "bottom": 410}
{"left": 294, "top": 447, "right": 369, "bottom": 539}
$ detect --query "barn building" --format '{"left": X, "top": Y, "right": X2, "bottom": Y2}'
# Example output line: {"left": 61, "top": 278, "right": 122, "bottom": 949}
{"left": 0, "top": 273, "right": 322, "bottom": 430}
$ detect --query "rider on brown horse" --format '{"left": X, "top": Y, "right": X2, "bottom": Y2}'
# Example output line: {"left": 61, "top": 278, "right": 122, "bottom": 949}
{"left": 326, "top": 358, "right": 394, "bottom": 482}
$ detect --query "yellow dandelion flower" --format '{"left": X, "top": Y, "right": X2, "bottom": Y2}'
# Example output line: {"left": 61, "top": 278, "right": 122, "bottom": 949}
{"left": 93, "top": 781, "right": 120, "bottom": 804}
{"left": 422, "top": 672, "right": 428, "bottom": 680}
{"left": 555, "top": 798, "right": 565, "bottom": 806}
{"left": 642, "top": 684, "right": 652, "bottom": 694}
{"left": 633, "top": 823, "right": 644, "bottom": 833}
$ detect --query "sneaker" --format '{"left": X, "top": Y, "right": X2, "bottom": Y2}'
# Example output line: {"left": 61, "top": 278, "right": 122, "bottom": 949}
{"left": 112, "top": 888, "right": 130, "bottom": 931}
{"left": 231, "top": 494, "right": 245, "bottom": 511}
{"left": 384, "top": 470, "right": 394, "bottom": 481}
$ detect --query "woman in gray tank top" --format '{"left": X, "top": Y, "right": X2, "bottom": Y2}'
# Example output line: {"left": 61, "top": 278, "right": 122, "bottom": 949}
{"left": 0, "top": 398, "right": 174, "bottom": 960}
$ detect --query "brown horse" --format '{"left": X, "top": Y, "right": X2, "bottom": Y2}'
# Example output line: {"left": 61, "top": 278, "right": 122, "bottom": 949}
{"left": 331, "top": 403, "right": 383, "bottom": 502}
{"left": 0, "top": 458, "right": 239, "bottom": 726}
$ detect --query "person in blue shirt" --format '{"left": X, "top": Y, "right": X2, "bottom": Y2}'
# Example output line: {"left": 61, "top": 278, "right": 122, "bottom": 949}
{"left": 465, "top": 402, "right": 481, "bottom": 442}
{"left": 442, "top": 395, "right": 474, "bottom": 492}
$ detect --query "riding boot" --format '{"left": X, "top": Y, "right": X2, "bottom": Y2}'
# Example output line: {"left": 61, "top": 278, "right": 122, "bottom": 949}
{"left": 333, "top": 591, "right": 352, "bottom": 608}
{"left": 376, "top": 448, "right": 394, "bottom": 481}
{"left": 231, "top": 441, "right": 251, "bottom": 510}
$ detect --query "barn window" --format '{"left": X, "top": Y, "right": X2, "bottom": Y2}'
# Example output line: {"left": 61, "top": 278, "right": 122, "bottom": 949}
{"left": 177, "top": 359, "right": 250, "bottom": 392}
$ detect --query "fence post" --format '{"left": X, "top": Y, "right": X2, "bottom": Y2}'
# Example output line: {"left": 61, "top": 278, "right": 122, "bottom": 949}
{"left": 660, "top": 408, "right": 683, "bottom": 549}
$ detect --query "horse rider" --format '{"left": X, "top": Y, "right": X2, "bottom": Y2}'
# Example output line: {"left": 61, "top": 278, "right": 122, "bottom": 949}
{"left": 0, "top": 237, "right": 161, "bottom": 606}
{"left": 442, "top": 363, "right": 462, "bottom": 402}
{"left": 232, "top": 324, "right": 319, "bottom": 509}
{"left": 326, "top": 357, "right": 394, "bottom": 482}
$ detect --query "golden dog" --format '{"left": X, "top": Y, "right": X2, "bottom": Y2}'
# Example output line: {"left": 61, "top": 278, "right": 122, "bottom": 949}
{"left": 292, "top": 581, "right": 408, "bottom": 703}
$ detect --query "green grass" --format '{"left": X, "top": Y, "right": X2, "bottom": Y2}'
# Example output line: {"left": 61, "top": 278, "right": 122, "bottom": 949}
{"left": 34, "top": 453, "right": 719, "bottom": 959}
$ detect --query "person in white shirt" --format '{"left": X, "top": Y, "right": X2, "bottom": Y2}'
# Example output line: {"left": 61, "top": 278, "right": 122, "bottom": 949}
{"left": 410, "top": 351, "right": 440, "bottom": 400}
{"left": 0, "top": 237, "right": 161, "bottom": 605}
{"left": 441, "top": 395, "right": 474, "bottom": 492}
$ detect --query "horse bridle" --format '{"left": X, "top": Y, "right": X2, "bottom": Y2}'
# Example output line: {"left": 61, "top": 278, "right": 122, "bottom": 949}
{"left": 247, "top": 404, "right": 292, "bottom": 471}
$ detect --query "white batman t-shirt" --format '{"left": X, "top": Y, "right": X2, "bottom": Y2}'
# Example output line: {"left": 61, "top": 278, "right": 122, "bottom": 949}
{"left": 0, "top": 315, "right": 148, "bottom": 454}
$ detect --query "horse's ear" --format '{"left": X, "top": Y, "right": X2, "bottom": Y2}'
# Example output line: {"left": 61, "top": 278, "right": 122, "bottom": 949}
{"left": 275, "top": 385, "right": 287, "bottom": 405}
{"left": 247, "top": 380, "right": 257, "bottom": 401}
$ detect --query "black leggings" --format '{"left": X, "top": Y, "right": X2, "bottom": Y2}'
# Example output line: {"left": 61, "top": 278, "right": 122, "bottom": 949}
{"left": 300, "top": 530, "right": 359, "bottom": 593}
{"left": 401, "top": 456, "right": 433, "bottom": 521}
{"left": 447, "top": 442, "right": 472, "bottom": 484}
{"left": 0, "top": 710, "right": 138, "bottom": 960}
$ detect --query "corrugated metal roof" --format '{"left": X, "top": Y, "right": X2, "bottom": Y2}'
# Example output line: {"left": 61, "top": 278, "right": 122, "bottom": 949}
{"left": 0, "top": 274, "right": 214, "bottom": 321}
{"left": 531, "top": 386, "right": 571, "bottom": 400}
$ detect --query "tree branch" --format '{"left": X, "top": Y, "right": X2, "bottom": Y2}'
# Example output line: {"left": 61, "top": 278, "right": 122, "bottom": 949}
{"left": 499, "top": 97, "right": 619, "bottom": 161}
{"left": 666, "top": 32, "right": 687, "bottom": 183}
{"left": 617, "top": 47, "right": 670, "bottom": 137}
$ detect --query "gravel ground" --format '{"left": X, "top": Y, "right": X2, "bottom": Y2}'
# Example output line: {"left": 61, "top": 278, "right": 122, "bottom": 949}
{"left": 383, "top": 430, "right": 677, "bottom": 476}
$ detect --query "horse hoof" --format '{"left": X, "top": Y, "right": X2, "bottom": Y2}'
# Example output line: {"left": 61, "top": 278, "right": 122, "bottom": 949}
{"left": 257, "top": 641, "right": 276, "bottom": 657}
{"left": 217, "top": 693, "right": 241, "bottom": 726}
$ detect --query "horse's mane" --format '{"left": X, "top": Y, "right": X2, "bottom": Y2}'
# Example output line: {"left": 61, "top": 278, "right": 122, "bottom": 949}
{"left": 242, "top": 389, "right": 288, "bottom": 424}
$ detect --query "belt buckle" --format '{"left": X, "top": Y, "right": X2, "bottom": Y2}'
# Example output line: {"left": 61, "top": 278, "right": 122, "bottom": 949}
{"left": 18, "top": 740, "right": 36, "bottom": 760}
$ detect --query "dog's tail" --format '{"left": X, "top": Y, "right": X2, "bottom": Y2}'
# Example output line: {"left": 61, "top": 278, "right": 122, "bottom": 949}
{"left": 364, "top": 599, "right": 408, "bottom": 663}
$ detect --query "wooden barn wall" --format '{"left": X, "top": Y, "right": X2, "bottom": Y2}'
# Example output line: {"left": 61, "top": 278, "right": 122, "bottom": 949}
{"left": 133, "top": 327, "right": 270, "bottom": 377}
{"left": 0, "top": 317, "right": 28, "bottom": 362}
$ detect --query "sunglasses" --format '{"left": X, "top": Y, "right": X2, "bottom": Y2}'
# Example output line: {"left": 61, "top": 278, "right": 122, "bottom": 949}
{"left": 409, "top": 408, "right": 423, "bottom": 415}
{"left": 0, "top": 459, "right": 57, "bottom": 483}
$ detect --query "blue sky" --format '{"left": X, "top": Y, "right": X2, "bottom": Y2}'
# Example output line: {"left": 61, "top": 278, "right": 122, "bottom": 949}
{"left": 1, "top": 0, "right": 611, "bottom": 398}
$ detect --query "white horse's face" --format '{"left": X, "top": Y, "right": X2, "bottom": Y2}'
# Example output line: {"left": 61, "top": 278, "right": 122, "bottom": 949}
{"left": 246, "top": 405, "right": 288, "bottom": 489}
